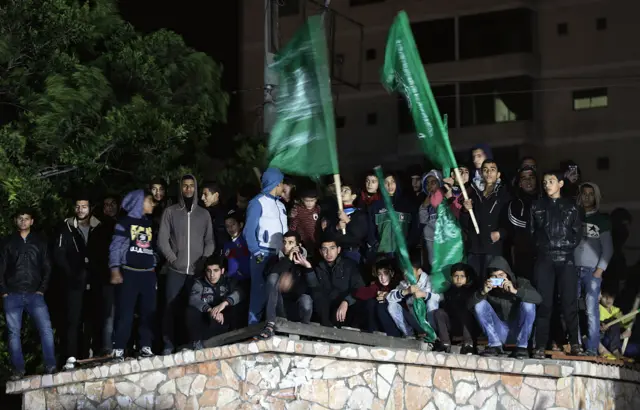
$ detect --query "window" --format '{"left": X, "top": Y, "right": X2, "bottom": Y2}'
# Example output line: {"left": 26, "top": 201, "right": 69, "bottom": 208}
{"left": 367, "top": 112, "right": 377, "bottom": 125}
{"left": 557, "top": 23, "right": 568, "bottom": 36}
{"left": 596, "top": 17, "right": 607, "bottom": 31}
{"left": 336, "top": 116, "right": 346, "bottom": 128}
{"left": 459, "top": 9, "right": 533, "bottom": 59}
{"left": 278, "top": 0, "right": 299, "bottom": 17}
{"left": 398, "top": 84, "right": 456, "bottom": 133}
{"left": 573, "top": 88, "right": 608, "bottom": 110}
{"left": 597, "top": 157, "right": 610, "bottom": 170}
{"left": 460, "top": 76, "right": 533, "bottom": 127}
{"left": 411, "top": 18, "right": 455, "bottom": 64}
{"left": 350, "top": 0, "right": 385, "bottom": 6}
{"left": 366, "top": 48, "right": 377, "bottom": 61}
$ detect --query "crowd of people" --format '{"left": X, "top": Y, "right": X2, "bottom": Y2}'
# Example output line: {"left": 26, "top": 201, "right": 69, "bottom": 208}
{"left": 0, "top": 143, "right": 636, "bottom": 380}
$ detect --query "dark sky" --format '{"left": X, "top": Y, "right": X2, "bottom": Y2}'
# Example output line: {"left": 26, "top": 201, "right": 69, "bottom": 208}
{"left": 118, "top": 0, "right": 240, "bottom": 133}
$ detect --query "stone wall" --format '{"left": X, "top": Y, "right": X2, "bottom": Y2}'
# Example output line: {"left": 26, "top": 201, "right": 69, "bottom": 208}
{"left": 8, "top": 337, "right": 640, "bottom": 409}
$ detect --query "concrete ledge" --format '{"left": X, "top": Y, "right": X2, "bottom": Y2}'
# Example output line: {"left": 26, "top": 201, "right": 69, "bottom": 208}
{"left": 7, "top": 337, "right": 640, "bottom": 409}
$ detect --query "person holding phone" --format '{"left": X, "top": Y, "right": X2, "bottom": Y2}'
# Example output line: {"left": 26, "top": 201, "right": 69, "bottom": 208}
{"left": 469, "top": 256, "right": 541, "bottom": 358}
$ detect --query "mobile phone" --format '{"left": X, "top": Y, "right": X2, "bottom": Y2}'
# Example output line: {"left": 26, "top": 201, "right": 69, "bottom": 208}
{"left": 490, "top": 278, "right": 505, "bottom": 287}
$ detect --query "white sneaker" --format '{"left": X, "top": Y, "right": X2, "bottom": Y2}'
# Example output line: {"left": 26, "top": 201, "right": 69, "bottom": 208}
{"left": 139, "top": 346, "right": 154, "bottom": 358}
{"left": 112, "top": 349, "right": 125, "bottom": 362}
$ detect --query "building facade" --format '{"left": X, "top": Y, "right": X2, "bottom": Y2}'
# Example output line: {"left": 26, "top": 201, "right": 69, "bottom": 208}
{"left": 239, "top": 0, "right": 640, "bottom": 255}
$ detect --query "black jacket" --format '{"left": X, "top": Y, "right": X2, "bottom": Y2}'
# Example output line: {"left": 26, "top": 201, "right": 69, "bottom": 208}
{"left": 468, "top": 256, "right": 542, "bottom": 321}
{"left": 461, "top": 182, "right": 511, "bottom": 255}
{"left": 54, "top": 216, "right": 105, "bottom": 288}
{"left": 0, "top": 232, "right": 52, "bottom": 294}
{"left": 507, "top": 192, "right": 538, "bottom": 258}
{"left": 441, "top": 284, "right": 476, "bottom": 313}
{"left": 309, "top": 255, "right": 365, "bottom": 306}
{"left": 529, "top": 197, "right": 583, "bottom": 261}
{"left": 327, "top": 207, "right": 369, "bottom": 250}
{"left": 206, "top": 204, "right": 230, "bottom": 256}
{"left": 266, "top": 254, "right": 314, "bottom": 297}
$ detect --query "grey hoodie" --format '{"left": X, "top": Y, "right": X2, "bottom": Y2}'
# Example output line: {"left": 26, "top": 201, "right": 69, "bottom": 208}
{"left": 158, "top": 174, "right": 215, "bottom": 275}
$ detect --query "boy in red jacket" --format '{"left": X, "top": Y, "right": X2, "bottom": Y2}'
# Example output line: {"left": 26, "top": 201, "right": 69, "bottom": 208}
{"left": 289, "top": 188, "right": 321, "bottom": 252}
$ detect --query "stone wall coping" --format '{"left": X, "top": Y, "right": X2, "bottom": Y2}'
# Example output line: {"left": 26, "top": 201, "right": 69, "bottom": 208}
{"left": 7, "top": 336, "right": 640, "bottom": 395}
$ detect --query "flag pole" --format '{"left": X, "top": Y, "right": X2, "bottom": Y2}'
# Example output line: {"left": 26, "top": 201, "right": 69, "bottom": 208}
{"left": 453, "top": 168, "right": 480, "bottom": 234}
{"left": 333, "top": 174, "right": 346, "bottom": 234}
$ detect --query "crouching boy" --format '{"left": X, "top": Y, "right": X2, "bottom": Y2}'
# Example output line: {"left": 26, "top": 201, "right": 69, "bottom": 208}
{"left": 187, "top": 255, "right": 245, "bottom": 349}
{"left": 469, "top": 256, "right": 541, "bottom": 358}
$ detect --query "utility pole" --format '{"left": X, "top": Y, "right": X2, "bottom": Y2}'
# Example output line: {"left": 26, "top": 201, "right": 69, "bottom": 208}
{"left": 263, "top": 0, "right": 279, "bottom": 135}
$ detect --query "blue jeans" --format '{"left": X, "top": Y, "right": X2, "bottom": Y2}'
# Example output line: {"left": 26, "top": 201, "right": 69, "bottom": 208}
{"left": 577, "top": 266, "right": 602, "bottom": 352}
{"left": 474, "top": 299, "right": 536, "bottom": 348}
{"left": 3, "top": 293, "right": 56, "bottom": 372}
{"left": 248, "top": 253, "right": 275, "bottom": 324}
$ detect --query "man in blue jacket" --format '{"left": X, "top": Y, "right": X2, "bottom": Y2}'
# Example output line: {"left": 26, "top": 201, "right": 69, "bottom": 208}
{"left": 243, "top": 167, "right": 287, "bottom": 324}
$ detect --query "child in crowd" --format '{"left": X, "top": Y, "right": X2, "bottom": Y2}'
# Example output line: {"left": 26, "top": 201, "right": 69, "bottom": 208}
{"left": 386, "top": 253, "right": 440, "bottom": 337}
{"left": 354, "top": 258, "right": 401, "bottom": 336}
{"left": 187, "top": 255, "right": 244, "bottom": 349}
{"left": 358, "top": 171, "right": 381, "bottom": 209}
{"left": 109, "top": 190, "right": 157, "bottom": 361}
{"left": 419, "top": 170, "right": 443, "bottom": 265}
{"left": 433, "top": 263, "right": 477, "bottom": 354}
{"left": 222, "top": 211, "right": 250, "bottom": 328}
{"left": 530, "top": 170, "right": 584, "bottom": 358}
{"left": 330, "top": 182, "right": 369, "bottom": 264}
{"left": 599, "top": 288, "right": 633, "bottom": 359}
{"left": 289, "top": 188, "right": 321, "bottom": 252}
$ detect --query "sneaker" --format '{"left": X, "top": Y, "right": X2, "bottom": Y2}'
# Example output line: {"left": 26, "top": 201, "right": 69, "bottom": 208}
{"left": 481, "top": 345, "right": 504, "bottom": 357}
{"left": 532, "top": 348, "right": 546, "bottom": 360}
{"left": 584, "top": 349, "right": 598, "bottom": 357}
{"left": 10, "top": 371, "right": 25, "bottom": 381}
{"left": 460, "top": 345, "right": 475, "bottom": 355}
{"left": 193, "top": 340, "right": 204, "bottom": 351}
{"left": 45, "top": 366, "right": 57, "bottom": 375}
{"left": 569, "top": 344, "right": 586, "bottom": 356}
{"left": 139, "top": 346, "right": 154, "bottom": 358}
{"left": 112, "top": 349, "right": 125, "bottom": 362}
{"left": 510, "top": 347, "right": 529, "bottom": 359}
{"left": 433, "top": 341, "right": 451, "bottom": 353}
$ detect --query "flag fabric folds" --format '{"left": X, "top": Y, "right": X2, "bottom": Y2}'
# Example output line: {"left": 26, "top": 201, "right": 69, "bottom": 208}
{"left": 267, "top": 15, "right": 339, "bottom": 177}
{"left": 381, "top": 11, "right": 464, "bottom": 293}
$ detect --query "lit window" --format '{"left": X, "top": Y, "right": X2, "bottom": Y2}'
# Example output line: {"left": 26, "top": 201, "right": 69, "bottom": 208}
{"left": 573, "top": 88, "right": 608, "bottom": 111}
{"left": 494, "top": 95, "right": 517, "bottom": 123}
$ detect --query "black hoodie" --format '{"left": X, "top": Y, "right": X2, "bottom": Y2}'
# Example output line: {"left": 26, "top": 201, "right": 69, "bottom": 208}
{"left": 461, "top": 182, "right": 511, "bottom": 255}
{"left": 468, "top": 256, "right": 541, "bottom": 321}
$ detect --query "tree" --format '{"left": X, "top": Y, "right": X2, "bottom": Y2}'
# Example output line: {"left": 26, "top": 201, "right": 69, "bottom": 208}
{"left": 0, "top": 0, "right": 228, "bottom": 384}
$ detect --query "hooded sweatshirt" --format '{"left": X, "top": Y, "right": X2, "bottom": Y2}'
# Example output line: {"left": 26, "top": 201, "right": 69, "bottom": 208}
{"left": 574, "top": 182, "right": 613, "bottom": 271}
{"left": 109, "top": 190, "right": 156, "bottom": 271}
{"left": 468, "top": 256, "right": 542, "bottom": 321}
{"left": 419, "top": 170, "right": 443, "bottom": 243}
{"left": 158, "top": 175, "right": 215, "bottom": 275}
{"left": 243, "top": 168, "right": 288, "bottom": 256}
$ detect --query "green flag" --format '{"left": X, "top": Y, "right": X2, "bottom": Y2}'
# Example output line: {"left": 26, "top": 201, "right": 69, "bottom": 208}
{"left": 374, "top": 166, "right": 436, "bottom": 343}
{"left": 381, "top": 11, "right": 464, "bottom": 293}
{"left": 267, "top": 15, "right": 339, "bottom": 177}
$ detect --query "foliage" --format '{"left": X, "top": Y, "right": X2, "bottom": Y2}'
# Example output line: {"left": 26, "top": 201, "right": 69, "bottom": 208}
{"left": 216, "top": 134, "right": 267, "bottom": 190}
{"left": 0, "top": 0, "right": 228, "bottom": 383}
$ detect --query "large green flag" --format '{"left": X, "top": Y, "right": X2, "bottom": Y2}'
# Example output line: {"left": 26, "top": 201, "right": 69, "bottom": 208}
{"left": 381, "top": 11, "right": 464, "bottom": 293}
{"left": 374, "top": 166, "right": 436, "bottom": 343}
{"left": 267, "top": 15, "right": 339, "bottom": 177}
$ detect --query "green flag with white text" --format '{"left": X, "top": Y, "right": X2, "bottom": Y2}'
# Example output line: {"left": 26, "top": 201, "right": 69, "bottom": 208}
{"left": 267, "top": 15, "right": 339, "bottom": 177}
{"left": 381, "top": 11, "right": 464, "bottom": 293}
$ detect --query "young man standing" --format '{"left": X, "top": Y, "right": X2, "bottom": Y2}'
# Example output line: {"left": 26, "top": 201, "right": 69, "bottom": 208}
{"left": 530, "top": 171, "right": 584, "bottom": 358}
{"left": 158, "top": 174, "right": 215, "bottom": 354}
{"left": 1, "top": 209, "right": 56, "bottom": 379}
{"left": 55, "top": 194, "right": 104, "bottom": 361}
{"left": 470, "top": 143, "right": 493, "bottom": 191}
{"left": 507, "top": 165, "right": 538, "bottom": 280}
{"left": 462, "top": 160, "right": 511, "bottom": 277}
{"left": 201, "top": 181, "right": 229, "bottom": 254}
{"left": 243, "top": 167, "right": 287, "bottom": 324}
{"left": 575, "top": 182, "right": 613, "bottom": 356}
{"left": 109, "top": 190, "right": 158, "bottom": 360}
